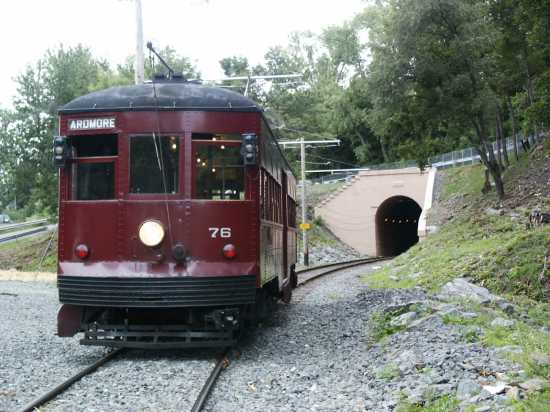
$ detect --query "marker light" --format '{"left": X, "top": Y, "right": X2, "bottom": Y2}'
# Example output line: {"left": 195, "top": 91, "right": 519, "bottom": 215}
{"left": 75, "top": 244, "right": 89, "bottom": 259}
{"left": 138, "top": 220, "right": 165, "bottom": 247}
{"left": 223, "top": 244, "right": 237, "bottom": 259}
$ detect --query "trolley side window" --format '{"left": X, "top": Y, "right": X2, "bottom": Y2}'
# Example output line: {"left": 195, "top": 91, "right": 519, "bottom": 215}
{"left": 68, "top": 134, "right": 117, "bottom": 201}
{"left": 130, "top": 135, "right": 179, "bottom": 194}
{"left": 192, "top": 134, "right": 245, "bottom": 200}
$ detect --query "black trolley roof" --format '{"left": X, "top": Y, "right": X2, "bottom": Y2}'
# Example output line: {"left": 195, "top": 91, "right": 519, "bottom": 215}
{"left": 58, "top": 82, "right": 262, "bottom": 114}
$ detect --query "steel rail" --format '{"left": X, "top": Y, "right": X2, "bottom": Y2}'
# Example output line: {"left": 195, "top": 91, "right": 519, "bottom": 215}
{"left": 17, "top": 348, "right": 125, "bottom": 412}
{"left": 0, "top": 226, "right": 48, "bottom": 244}
{"left": 295, "top": 257, "right": 383, "bottom": 275}
{"left": 190, "top": 350, "right": 230, "bottom": 412}
{"left": 0, "top": 219, "right": 48, "bottom": 232}
{"left": 297, "top": 257, "right": 389, "bottom": 287}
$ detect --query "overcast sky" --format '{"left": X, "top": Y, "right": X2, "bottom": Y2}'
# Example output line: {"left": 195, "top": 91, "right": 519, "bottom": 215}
{"left": 0, "top": 0, "right": 366, "bottom": 108}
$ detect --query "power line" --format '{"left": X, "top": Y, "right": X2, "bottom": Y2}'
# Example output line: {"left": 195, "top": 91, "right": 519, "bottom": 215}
{"left": 307, "top": 153, "right": 361, "bottom": 168}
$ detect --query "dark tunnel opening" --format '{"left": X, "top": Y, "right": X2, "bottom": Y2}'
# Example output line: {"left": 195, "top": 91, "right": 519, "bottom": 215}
{"left": 375, "top": 196, "right": 422, "bottom": 257}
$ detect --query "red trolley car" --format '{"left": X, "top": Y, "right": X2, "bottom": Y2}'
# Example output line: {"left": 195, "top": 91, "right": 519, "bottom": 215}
{"left": 54, "top": 78, "right": 297, "bottom": 348}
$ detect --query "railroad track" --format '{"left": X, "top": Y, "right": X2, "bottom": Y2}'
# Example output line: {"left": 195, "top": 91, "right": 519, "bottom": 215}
{"left": 0, "top": 219, "right": 53, "bottom": 244}
{"left": 17, "top": 348, "right": 229, "bottom": 412}
{"left": 0, "top": 226, "right": 49, "bottom": 244}
{"left": 296, "top": 256, "right": 388, "bottom": 287}
{"left": 16, "top": 258, "right": 385, "bottom": 412}
{"left": 18, "top": 348, "right": 125, "bottom": 412}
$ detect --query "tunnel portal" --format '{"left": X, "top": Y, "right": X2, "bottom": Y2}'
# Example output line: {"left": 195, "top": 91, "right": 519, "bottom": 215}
{"left": 375, "top": 196, "right": 422, "bottom": 257}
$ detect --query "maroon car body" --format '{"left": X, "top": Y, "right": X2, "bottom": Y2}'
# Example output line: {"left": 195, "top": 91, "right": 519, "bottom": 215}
{"left": 55, "top": 80, "right": 297, "bottom": 348}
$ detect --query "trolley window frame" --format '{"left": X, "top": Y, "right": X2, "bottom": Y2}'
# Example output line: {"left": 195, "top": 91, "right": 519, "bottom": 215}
{"left": 127, "top": 133, "right": 183, "bottom": 198}
{"left": 66, "top": 133, "right": 119, "bottom": 202}
{"left": 191, "top": 138, "right": 246, "bottom": 201}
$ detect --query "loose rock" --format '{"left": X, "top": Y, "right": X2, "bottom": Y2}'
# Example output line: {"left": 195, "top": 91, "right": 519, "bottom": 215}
{"left": 456, "top": 378, "right": 482, "bottom": 400}
{"left": 531, "top": 352, "right": 550, "bottom": 367}
{"left": 438, "top": 278, "right": 499, "bottom": 304}
{"left": 389, "top": 311, "right": 418, "bottom": 327}
{"left": 490, "top": 317, "right": 515, "bottom": 328}
{"left": 518, "top": 378, "right": 550, "bottom": 392}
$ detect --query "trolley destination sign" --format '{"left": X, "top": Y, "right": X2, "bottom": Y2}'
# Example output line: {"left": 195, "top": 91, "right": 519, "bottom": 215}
{"left": 68, "top": 117, "right": 116, "bottom": 131}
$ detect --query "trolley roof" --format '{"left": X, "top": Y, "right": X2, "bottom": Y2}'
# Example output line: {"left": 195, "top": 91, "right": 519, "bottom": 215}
{"left": 58, "top": 82, "right": 262, "bottom": 114}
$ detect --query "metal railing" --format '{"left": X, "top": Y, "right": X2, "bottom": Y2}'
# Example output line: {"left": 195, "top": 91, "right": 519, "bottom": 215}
{"left": 0, "top": 218, "right": 48, "bottom": 233}
{"left": 0, "top": 226, "right": 48, "bottom": 244}
{"left": 309, "top": 132, "right": 544, "bottom": 184}
{"left": 428, "top": 133, "right": 540, "bottom": 169}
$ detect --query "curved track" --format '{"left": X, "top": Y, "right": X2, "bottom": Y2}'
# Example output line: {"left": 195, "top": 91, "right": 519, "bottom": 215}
{"left": 16, "top": 258, "right": 386, "bottom": 412}
{"left": 17, "top": 347, "right": 229, "bottom": 412}
{"left": 296, "top": 257, "right": 388, "bottom": 287}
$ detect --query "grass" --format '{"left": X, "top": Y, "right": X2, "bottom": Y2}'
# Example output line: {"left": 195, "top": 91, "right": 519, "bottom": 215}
{"left": 375, "top": 362, "right": 401, "bottom": 380}
{"left": 364, "top": 213, "right": 550, "bottom": 301}
{"left": 442, "top": 302, "right": 550, "bottom": 377}
{"left": 307, "top": 181, "right": 346, "bottom": 205}
{"left": 370, "top": 305, "right": 413, "bottom": 342}
{"left": 369, "top": 303, "right": 432, "bottom": 341}
{"left": 440, "top": 165, "right": 486, "bottom": 201}
{"left": 510, "top": 390, "right": 550, "bottom": 411}
{"left": 0, "top": 231, "right": 57, "bottom": 272}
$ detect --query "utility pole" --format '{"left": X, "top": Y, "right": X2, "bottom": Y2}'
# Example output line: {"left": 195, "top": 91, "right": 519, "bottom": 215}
{"left": 279, "top": 139, "right": 340, "bottom": 266}
{"left": 300, "top": 139, "right": 308, "bottom": 266}
{"left": 135, "top": 0, "right": 145, "bottom": 84}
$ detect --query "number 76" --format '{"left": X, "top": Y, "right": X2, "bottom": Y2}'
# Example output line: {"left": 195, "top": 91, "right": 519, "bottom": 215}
{"left": 209, "top": 227, "right": 232, "bottom": 238}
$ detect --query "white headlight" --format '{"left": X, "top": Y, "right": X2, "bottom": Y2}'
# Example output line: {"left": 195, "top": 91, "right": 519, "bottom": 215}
{"left": 138, "top": 220, "right": 165, "bottom": 247}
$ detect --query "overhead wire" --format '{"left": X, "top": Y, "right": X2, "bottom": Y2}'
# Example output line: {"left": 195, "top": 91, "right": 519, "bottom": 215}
{"left": 306, "top": 153, "right": 362, "bottom": 168}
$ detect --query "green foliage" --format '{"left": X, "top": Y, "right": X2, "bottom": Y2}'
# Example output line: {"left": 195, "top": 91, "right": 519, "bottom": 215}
{"left": 220, "top": 56, "right": 250, "bottom": 77}
{"left": 375, "top": 362, "right": 401, "bottom": 380}
{"left": 440, "top": 165, "right": 486, "bottom": 200}
{"left": 370, "top": 305, "right": 411, "bottom": 341}
{"left": 0, "top": 232, "right": 57, "bottom": 272}
{"left": 511, "top": 389, "right": 550, "bottom": 412}
{"left": 368, "top": 206, "right": 550, "bottom": 300}
{"left": 363, "top": 0, "right": 508, "bottom": 194}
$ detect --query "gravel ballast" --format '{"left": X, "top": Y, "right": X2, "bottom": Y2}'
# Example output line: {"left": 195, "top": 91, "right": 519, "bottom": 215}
{"left": 0, "top": 281, "right": 102, "bottom": 411}
{"left": 206, "top": 263, "right": 522, "bottom": 411}
{"left": 1, "top": 264, "right": 525, "bottom": 411}
{"left": 0, "top": 280, "right": 218, "bottom": 412}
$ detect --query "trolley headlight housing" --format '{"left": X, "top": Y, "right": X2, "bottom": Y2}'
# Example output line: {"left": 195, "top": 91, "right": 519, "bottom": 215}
{"left": 53, "top": 135, "right": 71, "bottom": 167}
{"left": 240, "top": 133, "right": 258, "bottom": 166}
{"left": 138, "top": 220, "right": 165, "bottom": 247}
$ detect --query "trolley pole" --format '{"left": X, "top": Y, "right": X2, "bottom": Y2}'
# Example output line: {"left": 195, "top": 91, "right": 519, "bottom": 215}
{"left": 300, "top": 139, "right": 309, "bottom": 266}
{"left": 135, "top": 0, "right": 145, "bottom": 84}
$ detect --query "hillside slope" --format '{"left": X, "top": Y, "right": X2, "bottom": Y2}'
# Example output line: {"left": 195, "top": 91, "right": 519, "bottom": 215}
{"left": 365, "top": 138, "right": 550, "bottom": 410}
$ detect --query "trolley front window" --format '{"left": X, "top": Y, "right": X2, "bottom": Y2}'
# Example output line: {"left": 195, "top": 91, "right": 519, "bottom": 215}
{"left": 68, "top": 134, "right": 117, "bottom": 201}
{"left": 192, "top": 135, "right": 245, "bottom": 200}
{"left": 130, "top": 135, "right": 179, "bottom": 194}
{"left": 74, "top": 162, "right": 115, "bottom": 200}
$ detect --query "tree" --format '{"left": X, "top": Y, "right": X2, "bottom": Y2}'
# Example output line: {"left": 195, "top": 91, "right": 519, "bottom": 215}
{"left": 8, "top": 45, "right": 115, "bottom": 215}
{"left": 365, "top": 0, "right": 508, "bottom": 198}
{"left": 220, "top": 56, "right": 250, "bottom": 77}
{"left": 217, "top": 56, "right": 266, "bottom": 99}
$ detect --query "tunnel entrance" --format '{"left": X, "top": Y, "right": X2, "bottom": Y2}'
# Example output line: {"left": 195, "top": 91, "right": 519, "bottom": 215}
{"left": 375, "top": 196, "right": 422, "bottom": 257}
